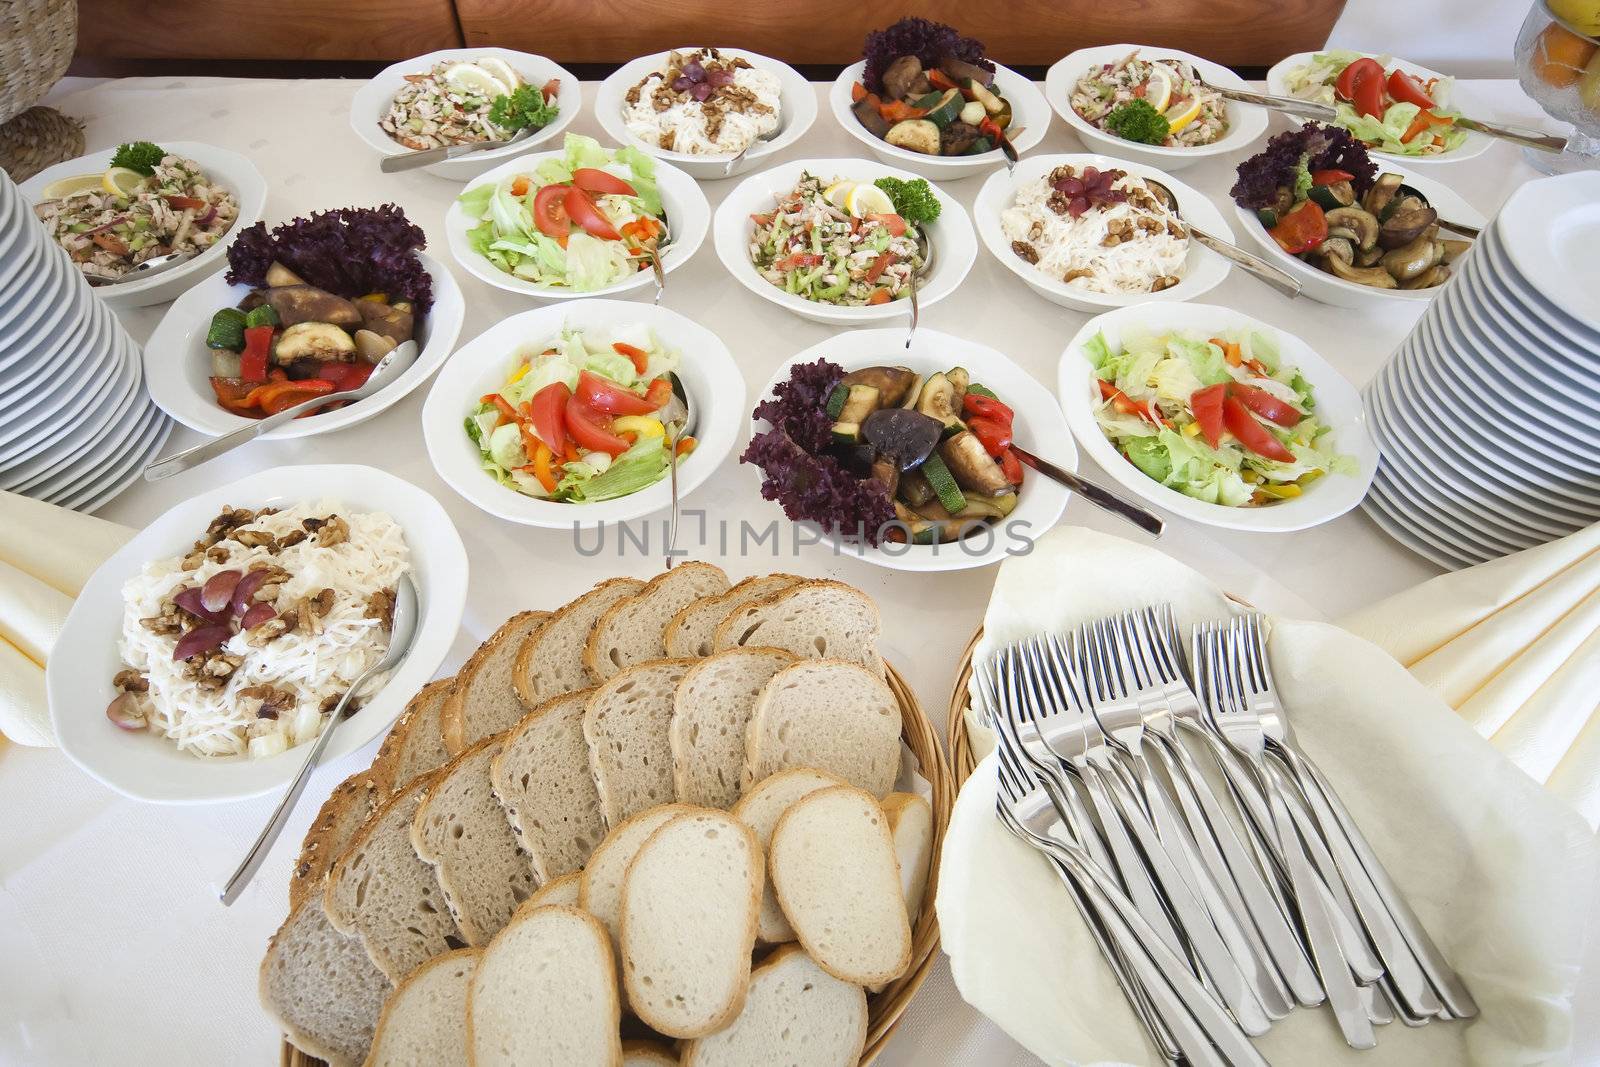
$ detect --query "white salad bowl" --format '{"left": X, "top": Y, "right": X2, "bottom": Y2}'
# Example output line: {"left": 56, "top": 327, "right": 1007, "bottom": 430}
{"left": 350, "top": 48, "right": 582, "bottom": 182}
{"left": 47, "top": 464, "right": 467, "bottom": 804}
{"left": 973, "top": 153, "right": 1234, "bottom": 312}
{"left": 444, "top": 149, "right": 709, "bottom": 302}
{"left": 1058, "top": 302, "right": 1377, "bottom": 533}
{"left": 19, "top": 141, "right": 268, "bottom": 309}
{"left": 828, "top": 60, "right": 1049, "bottom": 181}
{"left": 751, "top": 327, "right": 1072, "bottom": 572}
{"left": 140, "top": 251, "right": 465, "bottom": 439}
{"left": 1230, "top": 162, "right": 1486, "bottom": 309}
{"left": 422, "top": 299, "right": 743, "bottom": 529}
{"left": 1266, "top": 51, "right": 1491, "bottom": 165}
{"left": 1045, "top": 45, "right": 1269, "bottom": 172}
{"left": 595, "top": 47, "right": 817, "bottom": 181}
{"left": 712, "top": 157, "right": 976, "bottom": 326}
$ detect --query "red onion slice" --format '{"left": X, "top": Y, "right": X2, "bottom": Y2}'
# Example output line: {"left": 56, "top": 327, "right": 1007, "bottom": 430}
{"left": 172, "top": 624, "right": 231, "bottom": 661}
{"left": 201, "top": 569, "right": 243, "bottom": 613}
{"left": 229, "top": 569, "right": 270, "bottom": 617}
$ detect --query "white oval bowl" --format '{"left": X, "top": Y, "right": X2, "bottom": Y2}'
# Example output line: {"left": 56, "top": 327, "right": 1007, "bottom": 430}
{"left": 1045, "top": 45, "right": 1269, "bottom": 171}
{"left": 1058, "top": 302, "right": 1377, "bottom": 533}
{"left": 141, "top": 251, "right": 465, "bottom": 439}
{"left": 750, "top": 327, "right": 1072, "bottom": 571}
{"left": 349, "top": 48, "right": 582, "bottom": 182}
{"left": 1230, "top": 162, "right": 1486, "bottom": 308}
{"left": 973, "top": 153, "right": 1234, "bottom": 312}
{"left": 47, "top": 463, "right": 467, "bottom": 804}
{"left": 444, "top": 149, "right": 708, "bottom": 301}
{"left": 1266, "top": 51, "right": 1491, "bottom": 165}
{"left": 594, "top": 47, "right": 818, "bottom": 181}
{"left": 828, "top": 60, "right": 1049, "bottom": 181}
{"left": 423, "top": 299, "right": 743, "bottom": 528}
{"left": 18, "top": 141, "right": 268, "bottom": 309}
{"left": 712, "top": 158, "right": 976, "bottom": 325}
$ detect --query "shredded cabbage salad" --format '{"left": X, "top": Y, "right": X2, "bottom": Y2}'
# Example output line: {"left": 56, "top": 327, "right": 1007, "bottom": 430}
{"left": 1282, "top": 51, "right": 1467, "bottom": 157}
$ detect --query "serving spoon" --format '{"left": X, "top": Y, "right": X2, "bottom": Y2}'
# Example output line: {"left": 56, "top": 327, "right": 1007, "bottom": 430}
{"left": 220, "top": 574, "right": 420, "bottom": 905}
{"left": 658, "top": 372, "right": 697, "bottom": 569}
{"left": 86, "top": 250, "right": 196, "bottom": 287}
{"left": 143, "top": 341, "right": 417, "bottom": 482}
{"left": 721, "top": 123, "right": 783, "bottom": 177}
{"left": 907, "top": 226, "right": 937, "bottom": 347}
{"left": 1143, "top": 179, "right": 1302, "bottom": 300}
{"left": 380, "top": 124, "right": 540, "bottom": 173}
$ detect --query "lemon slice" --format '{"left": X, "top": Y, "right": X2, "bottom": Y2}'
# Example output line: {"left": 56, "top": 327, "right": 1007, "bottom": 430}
{"left": 1164, "top": 96, "right": 1204, "bottom": 134}
{"left": 443, "top": 62, "right": 513, "bottom": 99}
{"left": 475, "top": 57, "right": 523, "bottom": 91}
{"left": 1142, "top": 66, "right": 1174, "bottom": 113}
{"left": 41, "top": 173, "right": 104, "bottom": 200}
{"left": 823, "top": 180, "right": 857, "bottom": 209}
{"left": 101, "top": 167, "right": 147, "bottom": 198}
{"left": 845, "top": 182, "right": 896, "bottom": 218}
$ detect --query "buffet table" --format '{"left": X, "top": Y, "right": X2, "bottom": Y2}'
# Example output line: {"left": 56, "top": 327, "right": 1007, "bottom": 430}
{"left": 1, "top": 74, "right": 1593, "bottom": 1066}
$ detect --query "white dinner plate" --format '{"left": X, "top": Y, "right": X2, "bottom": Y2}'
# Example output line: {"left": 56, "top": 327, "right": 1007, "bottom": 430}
{"left": 61, "top": 408, "right": 173, "bottom": 514}
{"left": 0, "top": 308, "right": 120, "bottom": 433}
{"left": 1363, "top": 475, "right": 1488, "bottom": 569}
{"left": 0, "top": 284, "right": 106, "bottom": 385}
{"left": 1491, "top": 170, "right": 1600, "bottom": 331}
{"left": 0, "top": 342, "right": 143, "bottom": 490}
{"left": 0, "top": 244, "right": 80, "bottom": 354}
{"left": 1445, "top": 256, "right": 1600, "bottom": 392}
{"left": 1462, "top": 233, "right": 1600, "bottom": 371}
{"left": 1433, "top": 285, "right": 1599, "bottom": 415}
{"left": 40, "top": 400, "right": 167, "bottom": 509}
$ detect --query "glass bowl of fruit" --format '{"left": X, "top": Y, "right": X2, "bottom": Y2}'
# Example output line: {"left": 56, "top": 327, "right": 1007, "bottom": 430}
{"left": 1516, "top": 0, "right": 1600, "bottom": 171}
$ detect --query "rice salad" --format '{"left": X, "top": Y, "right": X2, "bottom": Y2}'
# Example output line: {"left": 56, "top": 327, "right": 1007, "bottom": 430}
{"left": 622, "top": 48, "right": 781, "bottom": 155}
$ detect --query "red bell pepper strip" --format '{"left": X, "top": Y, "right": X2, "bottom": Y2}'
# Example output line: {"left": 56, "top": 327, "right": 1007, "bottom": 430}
{"left": 962, "top": 392, "right": 1015, "bottom": 425}
{"left": 1268, "top": 200, "right": 1327, "bottom": 255}
{"left": 1400, "top": 110, "right": 1454, "bottom": 144}
{"left": 1310, "top": 169, "right": 1355, "bottom": 186}
{"left": 239, "top": 325, "right": 274, "bottom": 383}
{"left": 644, "top": 378, "right": 674, "bottom": 409}
{"left": 998, "top": 448, "right": 1024, "bottom": 485}
{"left": 967, "top": 416, "right": 1012, "bottom": 457}
{"left": 613, "top": 341, "right": 651, "bottom": 375}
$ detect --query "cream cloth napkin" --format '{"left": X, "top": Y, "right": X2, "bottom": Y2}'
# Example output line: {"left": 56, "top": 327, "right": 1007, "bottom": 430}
{"left": 941, "top": 526, "right": 1598, "bottom": 1067}
{"left": 1341, "top": 523, "right": 1600, "bottom": 827}
{"left": 0, "top": 492, "right": 134, "bottom": 747}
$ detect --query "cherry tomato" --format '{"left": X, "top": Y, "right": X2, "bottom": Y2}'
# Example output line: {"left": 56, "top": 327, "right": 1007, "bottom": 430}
{"left": 1229, "top": 383, "right": 1301, "bottom": 427}
{"left": 1189, "top": 383, "right": 1228, "bottom": 448}
{"left": 1334, "top": 57, "right": 1385, "bottom": 102}
{"left": 967, "top": 416, "right": 1012, "bottom": 457}
{"left": 1386, "top": 69, "right": 1436, "bottom": 109}
{"left": 564, "top": 187, "right": 622, "bottom": 241}
{"left": 565, "top": 395, "right": 631, "bottom": 456}
{"left": 528, "top": 381, "right": 571, "bottom": 451}
{"left": 1268, "top": 200, "right": 1327, "bottom": 255}
{"left": 572, "top": 168, "right": 637, "bottom": 198}
{"left": 533, "top": 184, "right": 572, "bottom": 239}
{"left": 612, "top": 341, "right": 650, "bottom": 375}
{"left": 1222, "top": 396, "right": 1295, "bottom": 462}
{"left": 576, "top": 370, "right": 657, "bottom": 416}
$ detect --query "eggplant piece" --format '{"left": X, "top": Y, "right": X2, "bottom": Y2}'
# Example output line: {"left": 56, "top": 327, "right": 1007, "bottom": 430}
{"left": 265, "top": 285, "right": 363, "bottom": 328}
{"left": 939, "top": 431, "right": 1012, "bottom": 496}
{"left": 881, "top": 55, "right": 923, "bottom": 101}
{"left": 841, "top": 366, "right": 919, "bottom": 408}
{"left": 1324, "top": 254, "right": 1399, "bottom": 288}
{"left": 939, "top": 56, "right": 995, "bottom": 88}
{"left": 861, "top": 408, "right": 943, "bottom": 471}
{"left": 939, "top": 120, "right": 982, "bottom": 156}
{"left": 852, "top": 96, "right": 894, "bottom": 139}
{"left": 274, "top": 321, "right": 357, "bottom": 363}
{"left": 898, "top": 469, "right": 935, "bottom": 507}
{"left": 238, "top": 289, "right": 269, "bottom": 312}
{"left": 1378, "top": 204, "right": 1438, "bottom": 250}
{"left": 915, "top": 372, "right": 961, "bottom": 427}
{"left": 358, "top": 299, "right": 415, "bottom": 344}
{"left": 1361, "top": 172, "right": 1403, "bottom": 218}
{"left": 868, "top": 455, "right": 900, "bottom": 501}
{"left": 265, "top": 261, "right": 306, "bottom": 288}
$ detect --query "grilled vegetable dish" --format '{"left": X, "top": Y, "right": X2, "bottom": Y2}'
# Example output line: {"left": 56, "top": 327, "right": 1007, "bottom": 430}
{"left": 850, "top": 18, "right": 1013, "bottom": 157}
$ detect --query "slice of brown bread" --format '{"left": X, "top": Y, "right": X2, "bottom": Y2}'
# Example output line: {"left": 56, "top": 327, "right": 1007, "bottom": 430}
{"left": 367, "top": 677, "right": 456, "bottom": 795}
{"left": 679, "top": 944, "right": 867, "bottom": 1067}
{"left": 411, "top": 732, "right": 536, "bottom": 947}
{"left": 363, "top": 947, "right": 477, "bottom": 1067}
{"left": 585, "top": 659, "right": 695, "bottom": 827}
{"left": 711, "top": 580, "right": 884, "bottom": 676}
{"left": 670, "top": 648, "right": 798, "bottom": 810}
{"left": 289, "top": 768, "right": 381, "bottom": 911}
{"left": 730, "top": 767, "right": 848, "bottom": 943}
{"left": 742, "top": 659, "right": 903, "bottom": 798}
{"left": 490, "top": 687, "right": 606, "bottom": 883}
{"left": 260, "top": 896, "right": 390, "bottom": 1067}
{"left": 440, "top": 610, "right": 549, "bottom": 755}
{"left": 324, "top": 773, "right": 462, "bottom": 982}
{"left": 663, "top": 574, "right": 803, "bottom": 659}
{"left": 585, "top": 563, "right": 731, "bottom": 681}
{"left": 514, "top": 578, "right": 646, "bottom": 706}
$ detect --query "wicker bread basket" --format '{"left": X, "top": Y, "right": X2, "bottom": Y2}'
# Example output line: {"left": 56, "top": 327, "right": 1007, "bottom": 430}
{"left": 1, "top": 0, "right": 76, "bottom": 124}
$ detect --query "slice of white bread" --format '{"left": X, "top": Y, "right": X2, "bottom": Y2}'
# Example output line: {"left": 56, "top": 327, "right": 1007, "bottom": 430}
{"left": 368, "top": 677, "right": 455, "bottom": 796}
{"left": 411, "top": 733, "right": 536, "bottom": 947}
{"left": 586, "top": 563, "right": 732, "bottom": 681}
{"left": 769, "top": 785, "right": 913, "bottom": 986}
{"left": 440, "top": 610, "right": 549, "bottom": 755}
{"left": 623, "top": 1039, "right": 680, "bottom": 1066}
{"left": 585, "top": 659, "right": 695, "bottom": 827}
{"left": 730, "top": 768, "right": 847, "bottom": 943}
{"left": 467, "top": 904, "right": 622, "bottom": 1067}
{"left": 743, "top": 660, "right": 903, "bottom": 799}
{"left": 290, "top": 768, "right": 381, "bottom": 910}
{"left": 580, "top": 804, "right": 700, "bottom": 961}
{"left": 527, "top": 871, "right": 581, "bottom": 909}
{"left": 490, "top": 687, "right": 605, "bottom": 882}
{"left": 671, "top": 648, "right": 797, "bottom": 810}
{"left": 680, "top": 944, "right": 867, "bottom": 1067}
{"left": 324, "top": 773, "right": 463, "bottom": 982}
{"left": 619, "top": 810, "right": 762, "bottom": 1038}
{"left": 363, "top": 948, "right": 476, "bottom": 1067}
{"left": 663, "top": 573, "right": 803, "bottom": 659}
{"left": 711, "top": 580, "right": 883, "bottom": 676}
{"left": 515, "top": 578, "right": 646, "bottom": 706}
{"left": 261, "top": 896, "right": 391, "bottom": 1067}
{"left": 882, "top": 792, "right": 934, "bottom": 922}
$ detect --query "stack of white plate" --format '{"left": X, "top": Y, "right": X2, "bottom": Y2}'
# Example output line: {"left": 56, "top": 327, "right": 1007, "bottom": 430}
{"left": 0, "top": 167, "right": 172, "bottom": 512}
{"left": 1362, "top": 171, "right": 1600, "bottom": 570}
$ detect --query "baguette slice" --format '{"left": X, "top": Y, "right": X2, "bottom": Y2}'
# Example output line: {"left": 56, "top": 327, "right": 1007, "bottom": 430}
{"left": 368, "top": 677, "right": 456, "bottom": 796}
{"left": 731, "top": 767, "right": 847, "bottom": 943}
{"left": 623, "top": 1039, "right": 680, "bottom": 1066}
{"left": 585, "top": 659, "right": 695, "bottom": 827}
{"left": 619, "top": 810, "right": 762, "bottom": 1038}
{"left": 743, "top": 660, "right": 902, "bottom": 798}
{"left": 490, "top": 688, "right": 605, "bottom": 882}
{"left": 711, "top": 580, "right": 883, "bottom": 676}
{"left": 663, "top": 573, "right": 803, "bottom": 659}
{"left": 290, "top": 768, "right": 381, "bottom": 911}
{"left": 261, "top": 897, "right": 390, "bottom": 1067}
{"left": 580, "top": 804, "right": 701, "bottom": 958}
{"left": 411, "top": 733, "right": 536, "bottom": 947}
{"left": 526, "top": 871, "right": 581, "bottom": 909}
{"left": 440, "top": 610, "right": 548, "bottom": 755}
{"left": 324, "top": 773, "right": 463, "bottom": 982}
{"left": 769, "top": 785, "right": 913, "bottom": 986}
{"left": 467, "top": 904, "right": 621, "bottom": 1067}
{"left": 515, "top": 578, "right": 645, "bottom": 706}
{"left": 585, "top": 562, "right": 731, "bottom": 681}
{"left": 680, "top": 945, "right": 867, "bottom": 1067}
{"left": 883, "top": 792, "right": 934, "bottom": 922}
{"left": 671, "top": 647, "right": 797, "bottom": 810}
{"left": 363, "top": 948, "right": 476, "bottom": 1067}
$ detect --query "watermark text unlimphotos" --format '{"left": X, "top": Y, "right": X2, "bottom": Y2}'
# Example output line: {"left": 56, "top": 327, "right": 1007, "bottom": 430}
{"left": 570, "top": 511, "right": 1038, "bottom": 559}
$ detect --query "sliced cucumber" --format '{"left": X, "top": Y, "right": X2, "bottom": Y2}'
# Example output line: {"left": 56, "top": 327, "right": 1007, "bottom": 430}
{"left": 824, "top": 383, "right": 851, "bottom": 419}
{"left": 837, "top": 384, "right": 881, "bottom": 425}
{"left": 916, "top": 372, "right": 961, "bottom": 427}
{"left": 1307, "top": 181, "right": 1355, "bottom": 210}
{"left": 885, "top": 119, "right": 941, "bottom": 155}
{"left": 921, "top": 452, "right": 967, "bottom": 514}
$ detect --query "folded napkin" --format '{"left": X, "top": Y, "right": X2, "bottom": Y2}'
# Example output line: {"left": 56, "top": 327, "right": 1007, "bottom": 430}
{"left": 0, "top": 492, "right": 133, "bottom": 747}
{"left": 1341, "top": 523, "right": 1600, "bottom": 828}
{"left": 942, "top": 526, "right": 1598, "bottom": 1067}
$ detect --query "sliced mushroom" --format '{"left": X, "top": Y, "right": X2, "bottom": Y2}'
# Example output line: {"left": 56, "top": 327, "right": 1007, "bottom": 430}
{"left": 1324, "top": 207, "right": 1380, "bottom": 251}
{"left": 358, "top": 300, "right": 415, "bottom": 344}
{"left": 274, "top": 321, "right": 357, "bottom": 363}
{"left": 353, "top": 329, "right": 397, "bottom": 364}
{"left": 1439, "top": 239, "right": 1473, "bottom": 264}
{"left": 1379, "top": 205, "right": 1439, "bottom": 250}
{"left": 1402, "top": 264, "right": 1450, "bottom": 289}
{"left": 1381, "top": 235, "right": 1444, "bottom": 282}
{"left": 840, "top": 366, "right": 920, "bottom": 408}
{"left": 1361, "top": 173, "right": 1404, "bottom": 218}
{"left": 1357, "top": 244, "right": 1385, "bottom": 267}
{"left": 939, "top": 431, "right": 1013, "bottom": 496}
{"left": 1324, "top": 254, "right": 1399, "bottom": 289}
{"left": 1318, "top": 236, "right": 1357, "bottom": 264}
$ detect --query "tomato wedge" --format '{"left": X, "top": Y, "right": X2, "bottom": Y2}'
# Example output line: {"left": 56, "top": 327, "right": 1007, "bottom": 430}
{"left": 775, "top": 252, "right": 824, "bottom": 270}
{"left": 564, "top": 187, "right": 621, "bottom": 241}
{"left": 533, "top": 183, "right": 572, "bottom": 239}
{"left": 1229, "top": 383, "right": 1302, "bottom": 427}
{"left": 613, "top": 341, "right": 650, "bottom": 375}
{"left": 1352, "top": 71, "right": 1387, "bottom": 119}
{"left": 1189, "top": 383, "right": 1228, "bottom": 448}
{"left": 1334, "top": 57, "right": 1385, "bottom": 102}
{"left": 864, "top": 251, "right": 896, "bottom": 283}
{"left": 1386, "top": 69, "right": 1435, "bottom": 109}
{"left": 866, "top": 212, "right": 907, "bottom": 237}
{"left": 528, "top": 381, "right": 571, "bottom": 450}
{"left": 164, "top": 194, "right": 207, "bottom": 211}
{"left": 577, "top": 370, "right": 657, "bottom": 415}
{"left": 1222, "top": 396, "right": 1294, "bottom": 462}
{"left": 1268, "top": 200, "right": 1327, "bottom": 255}
{"left": 565, "top": 395, "right": 631, "bottom": 456}
{"left": 572, "top": 167, "right": 638, "bottom": 198}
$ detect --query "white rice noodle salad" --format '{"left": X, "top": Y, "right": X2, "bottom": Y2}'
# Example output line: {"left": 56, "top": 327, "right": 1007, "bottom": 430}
{"left": 622, "top": 48, "right": 781, "bottom": 155}
{"left": 380, "top": 57, "right": 557, "bottom": 150}
{"left": 109, "top": 502, "right": 409, "bottom": 759}
{"left": 1070, "top": 51, "right": 1230, "bottom": 148}
{"left": 1002, "top": 164, "right": 1187, "bottom": 294}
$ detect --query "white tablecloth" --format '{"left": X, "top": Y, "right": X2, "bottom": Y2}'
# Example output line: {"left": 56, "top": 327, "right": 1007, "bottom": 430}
{"left": 3, "top": 74, "right": 1592, "bottom": 1066}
